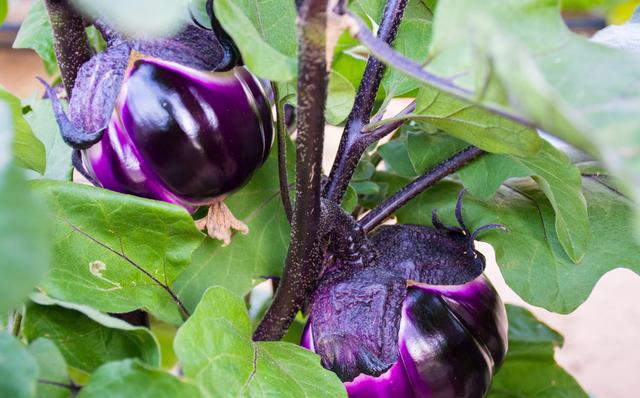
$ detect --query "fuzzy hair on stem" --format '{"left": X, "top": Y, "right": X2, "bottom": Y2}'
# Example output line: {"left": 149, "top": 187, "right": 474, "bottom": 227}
{"left": 253, "top": 0, "right": 329, "bottom": 342}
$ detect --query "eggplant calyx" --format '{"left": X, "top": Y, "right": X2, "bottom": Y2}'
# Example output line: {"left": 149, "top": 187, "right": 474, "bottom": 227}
{"left": 195, "top": 198, "right": 249, "bottom": 246}
{"left": 38, "top": 77, "right": 105, "bottom": 150}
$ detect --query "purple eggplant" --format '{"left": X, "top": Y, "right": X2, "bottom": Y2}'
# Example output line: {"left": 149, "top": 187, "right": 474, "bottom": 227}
{"left": 303, "top": 193, "right": 509, "bottom": 397}
{"left": 83, "top": 59, "right": 273, "bottom": 209}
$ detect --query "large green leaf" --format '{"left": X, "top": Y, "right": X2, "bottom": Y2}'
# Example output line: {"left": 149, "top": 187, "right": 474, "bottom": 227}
{"left": 174, "top": 287, "right": 347, "bottom": 397}
{"left": 413, "top": 87, "right": 542, "bottom": 156}
{"left": 0, "top": 88, "right": 46, "bottom": 174}
{"left": 391, "top": 177, "right": 639, "bottom": 313}
{"left": 23, "top": 294, "right": 160, "bottom": 373}
{"left": 379, "top": 130, "right": 589, "bottom": 262}
{"left": 33, "top": 181, "right": 204, "bottom": 325}
{"left": 459, "top": 141, "right": 589, "bottom": 262}
{"left": 426, "top": 0, "right": 640, "bottom": 215}
{"left": 174, "top": 145, "right": 293, "bottom": 310}
{"left": 23, "top": 98, "right": 72, "bottom": 181}
{"left": 0, "top": 103, "right": 50, "bottom": 315}
{"left": 0, "top": 332, "right": 38, "bottom": 398}
{"left": 12, "top": 0, "right": 58, "bottom": 75}
{"left": 77, "top": 360, "right": 202, "bottom": 398}
{"left": 214, "top": 0, "right": 297, "bottom": 81}
{"left": 488, "top": 305, "right": 587, "bottom": 397}
{"left": 27, "top": 338, "right": 71, "bottom": 398}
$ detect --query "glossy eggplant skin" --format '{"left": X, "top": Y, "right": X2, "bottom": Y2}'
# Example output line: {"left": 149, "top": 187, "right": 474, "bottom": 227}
{"left": 84, "top": 58, "right": 273, "bottom": 209}
{"left": 302, "top": 223, "right": 509, "bottom": 398}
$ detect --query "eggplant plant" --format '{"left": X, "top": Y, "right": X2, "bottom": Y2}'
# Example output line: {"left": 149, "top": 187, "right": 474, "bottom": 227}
{"left": 1, "top": 0, "right": 640, "bottom": 397}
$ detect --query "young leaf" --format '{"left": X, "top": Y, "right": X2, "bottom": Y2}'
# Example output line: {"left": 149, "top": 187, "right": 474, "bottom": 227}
{"left": 32, "top": 181, "right": 204, "bottom": 325}
{"left": 427, "top": 0, "right": 640, "bottom": 215}
{"left": 23, "top": 294, "right": 160, "bottom": 373}
{"left": 23, "top": 98, "right": 72, "bottom": 181}
{"left": 174, "top": 144, "right": 293, "bottom": 310}
{"left": 393, "top": 178, "right": 640, "bottom": 313}
{"left": 0, "top": 103, "right": 50, "bottom": 315}
{"left": 77, "top": 359, "right": 203, "bottom": 398}
{"left": 28, "top": 338, "right": 72, "bottom": 398}
{"left": 12, "top": 0, "right": 58, "bottom": 75}
{"left": 174, "top": 287, "right": 347, "bottom": 397}
{"left": 0, "top": 88, "right": 46, "bottom": 174}
{"left": 0, "top": 332, "right": 38, "bottom": 398}
{"left": 214, "top": 0, "right": 297, "bottom": 81}
{"left": 326, "top": 70, "right": 357, "bottom": 125}
{"left": 488, "top": 305, "right": 587, "bottom": 397}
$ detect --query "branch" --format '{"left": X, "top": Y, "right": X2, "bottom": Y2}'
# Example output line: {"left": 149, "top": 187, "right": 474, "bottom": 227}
{"left": 272, "top": 83, "right": 293, "bottom": 224}
{"left": 44, "top": 0, "right": 93, "bottom": 94}
{"left": 323, "top": 0, "right": 410, "bottom": 203}
{"left": 359, "top": 146, "right": 485, "bottom": 232}
{"left": 253, "top": 0, "right": 328, "bottom": 341}
{"left": 344, "top": 12, "right": 536, "bottom": 128}
{"left": 38, "top": 379, "right": 81, "bottom": 395}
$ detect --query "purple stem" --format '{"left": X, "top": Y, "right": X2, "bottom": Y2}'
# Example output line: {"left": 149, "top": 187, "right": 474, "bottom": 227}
{"left": 323, "top": 0, "right": 410, "bottom": 204}
{"left": 253, "top": 0, "right": 329, "bottom": 342}
{"left": 359, "top": 146, "right": 486, "bottom": 233}
{"left": 43, "top": 0, "right": 93, "bottom": 94}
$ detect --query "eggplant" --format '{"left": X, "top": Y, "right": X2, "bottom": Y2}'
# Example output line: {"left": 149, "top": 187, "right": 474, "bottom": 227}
{"left": 303, "top": 193, "right": 509, "bottom": 398}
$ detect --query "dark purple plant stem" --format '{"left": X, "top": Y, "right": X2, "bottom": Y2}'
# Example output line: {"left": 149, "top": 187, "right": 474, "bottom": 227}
{"left": 323, "top": 0, "right": 410, "bottom": 204}
{"left": 43, "top": 0, "right": 93, "bottom": 94}
{"left": 346, "top": 12, "right": 536, "bottom": 129}
{"left": 253, "top": 0, "right": 328, "bottom": 342}
{"left": 272, "top": 83, "right": 293, "bottom": 224}
{"left": 359, "top": 146, "right": 486, "bottom": 233}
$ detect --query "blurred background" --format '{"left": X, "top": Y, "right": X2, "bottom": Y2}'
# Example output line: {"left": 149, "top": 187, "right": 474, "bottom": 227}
{"left": 1, "top": 1, "right": 639, "bottom": 397}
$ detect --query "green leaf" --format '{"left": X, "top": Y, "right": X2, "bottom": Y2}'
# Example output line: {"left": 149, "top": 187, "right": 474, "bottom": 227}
{"left": 427, "top": 0, "right": 640, "bottom": 217}
{"left": 23, "top": 98, "right": 72, "bottom": 181}
{"left": 0, "top": 102, "right": 50, "bottom": 315}
{"left": 174, "top": 287, "right": 347, "bottom": 397}
{"left": 13, "top": 0, "right": 58, "bottom": 75}
{"left": 77, "top": 359, "right": 202, "bottom": 398}
{"left": 0, "top": 88, "right": 46, "bottom": 174}
{"left": 393, "top": 177, "right": 640, "bottom": 313}
{"left": 488, "top": 305, "right": 587, "bottom": 397}
{"left": 0, "top": 0, "right": 7, "bottom": 25}
{"left": 0, "top": 332, "right": 38, "bottom": 398}
{"left": 70, "top": 0, "right": 187, "bottom": 38}
{"left": 174, "top": 145, "right": 293, "bottom": 310}
{"left": 23, "top": 294, "right": 160, "bottom": 373}
{"left": 27, "top": 338, "right": 71, "bottom": 398}
{"left": 214, "top": 0, "right": 297, "bottom": 81}
{"left": 459, "top": 141, "right": 590, "bottom": 262}
{"left": 33, "top": 181, "right": 204, "bottom": 325}
{"left": 414, "top": 87, "right": 542, "bottom": 156}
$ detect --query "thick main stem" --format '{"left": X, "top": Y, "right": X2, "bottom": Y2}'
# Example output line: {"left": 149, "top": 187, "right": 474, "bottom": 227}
{"left": 253, "top": 0, "right": 328, "bottom": 341}
{"left": 44, "top": 0, "right": 93, "bottom": 94}
{"left": 360, "top": 146, "right": 485, "bottom": 232}
{"left": 323, "top": 0, "right": 409, "bottom": 204}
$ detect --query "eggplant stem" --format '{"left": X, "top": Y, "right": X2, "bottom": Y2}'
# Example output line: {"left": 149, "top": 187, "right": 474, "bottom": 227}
{"left": 323, "top": 0, "right": 410, "bottom": 204}
{"left": 272, "top": 83, "right": 294, "bottom": 224}
{"left": 360, "top": 147, "right": 486, "bottom": 233}
{"left": 253, "top": 0, "right": 328, "bottom": 342}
